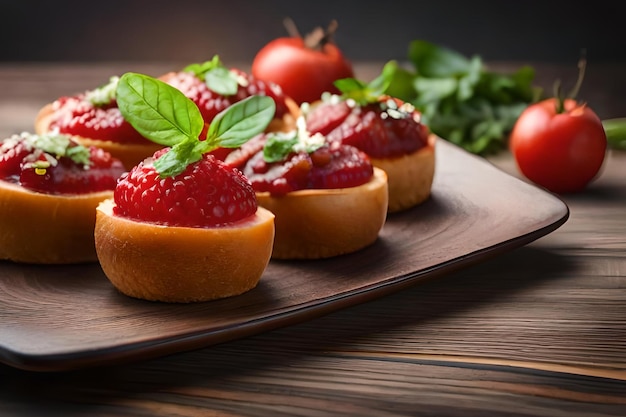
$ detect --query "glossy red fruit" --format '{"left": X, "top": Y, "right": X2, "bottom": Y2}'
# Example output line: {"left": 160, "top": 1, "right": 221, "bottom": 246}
{"left": 306, "top": 97, "right": 430, "bottom": 158}
{"left": 0, "top": 136, "right": 30, "bottom": 179}
{"left": 0, "top": 133, "right": 125, "bottom": 194}
{"left": 113, "top": 149, "right": 258, "bottom": 227}
{"left": 509, "top": 57, "right": 608, "bottom": 194}
{"left": 307, "top": 143, "right": 374, "bottom": 189}
{"left": 49, "top": 95, "right": 148, "bottom": 145}
{"left": 238, "top": 139, "right": 373, "bottom": 196}
{"left": 305, "top": 99, "right": 352, "bottom": 136}
{"left": 510, "top": 97, "right": 607, "bottom": 194}
{"left": 20, "top": 146, "right": 125, "bottom": 194}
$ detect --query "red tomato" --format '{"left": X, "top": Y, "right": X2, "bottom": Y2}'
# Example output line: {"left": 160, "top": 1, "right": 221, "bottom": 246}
{"left": 252, "top": 37, "right": 354, "bottom": 105}
{"left": 509, "top": 98, "right": 607, "bottom": 194}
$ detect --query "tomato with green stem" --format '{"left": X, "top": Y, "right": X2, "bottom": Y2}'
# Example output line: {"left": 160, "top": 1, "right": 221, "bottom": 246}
{"left": 509, "top": 58, "right": 607, "bottom": 194}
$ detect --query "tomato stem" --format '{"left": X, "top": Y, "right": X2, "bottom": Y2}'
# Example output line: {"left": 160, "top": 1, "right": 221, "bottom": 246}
{"left": 283, "top": 18, "right": 339, "bottom": 51}
{"left": 553, "top": 80, "right": 564, "bottom": 113}
{"left": 283, "top": 17, "right": 302, "bottom": 38}
{"left": 567, "top": 51, "right": 587, "bottom": 100}
{"left": 552, "top": 51, "right": 587, "bottom": 114}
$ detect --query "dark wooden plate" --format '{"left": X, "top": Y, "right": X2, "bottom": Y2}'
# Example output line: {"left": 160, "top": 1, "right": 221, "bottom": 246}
{"left": 0, "top": 139, "right": 569, "bottom": 372}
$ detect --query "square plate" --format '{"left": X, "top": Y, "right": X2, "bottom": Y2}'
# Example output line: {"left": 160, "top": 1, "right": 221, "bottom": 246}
{"left": 0, "top": 139, "right": 569, "bottom": 372}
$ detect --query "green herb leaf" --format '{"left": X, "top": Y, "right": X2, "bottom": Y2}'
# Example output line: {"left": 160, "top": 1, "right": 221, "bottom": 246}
{"left": 153, "top": 140, "right": 203, "bottom": 178}
{"left": 205, "top": 66, "right": 239, "bottom": 96}
{"left": 408, "top": 40, "right": 471, "bottom": 77}
{"left": 117, "top": 72, "right": 204, "bottom": 146}
{"left": 30, "top": 132, "right": 91, "bottom": 167}
{"left": 32, "top": 132, "right": 71, "bottom": 157}
{"left": 65, "top": 144, "right": 92, "bottom": 167}
{"left": 334, "top": 63, "right": 402, "bottom": 106}
{"left": 117, "top": 72, "right": 276, "bottom": 178}
{"left": 183, "top": 55, "right": 239, "bottom": 96}
{"left": 603, "top": 118, "right": 626, "bottom": 150}
{"left": 378, "top": 60, "right": 416, "bottom": 100}
{"left": 379, "top": 40, "right": 540, "bottom": 155}
{"left": 262, "top": 116, "right": 326, "bottom": 163}
{"left": 183, "top": 55, "right": 221, "bottom": 78}
{"left": 413, "top": 77, "right": 458, "bottom": 104}
{"left": 206, "top": 95, "right": 276, "bottom": 148}
{"left": 263, "top": 133, "right": 299, "bottom": 163}
{"left": 85, "top": 76, "right": 119, "bottom": 107}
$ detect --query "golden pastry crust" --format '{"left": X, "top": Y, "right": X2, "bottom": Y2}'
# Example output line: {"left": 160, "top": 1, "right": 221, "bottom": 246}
{"left": 0, "top": 180, "right": 111, "bottom": 264}
{"left": 35, "top": 103, "right": 163, "bottom": 170}
{"left": 372, "top": 134, "right": 437, "bottom": 213}
{"left": 256, "top": 167, "right": 388, "bottom": 260}
{"left": 94, "top": 199, "right": 275, "bottom": 303}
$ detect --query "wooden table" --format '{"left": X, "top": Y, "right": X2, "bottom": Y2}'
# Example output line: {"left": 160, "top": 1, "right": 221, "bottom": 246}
{"left": 0, "top": 62, "right": 625, "bottom": 416}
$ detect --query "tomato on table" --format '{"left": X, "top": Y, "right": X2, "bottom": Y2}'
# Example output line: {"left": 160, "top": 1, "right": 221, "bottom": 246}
{"left": 509, "top": 97, "right": 607, "bottom": 194}
{"left": 509, "top": 56, "right": 607, "bottom": 194}
{"left": 251, "top": 19, "right": 354, "bottom": 105}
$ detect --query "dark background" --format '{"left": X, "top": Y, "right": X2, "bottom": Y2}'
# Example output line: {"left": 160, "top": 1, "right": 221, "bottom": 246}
{"left": 1, "top": 0, "right": 625, "bottom": 65}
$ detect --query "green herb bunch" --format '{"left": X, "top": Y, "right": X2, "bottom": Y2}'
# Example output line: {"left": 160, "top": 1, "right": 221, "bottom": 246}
{"left": 374, "top": 40, "right": 541, "bottom": 155}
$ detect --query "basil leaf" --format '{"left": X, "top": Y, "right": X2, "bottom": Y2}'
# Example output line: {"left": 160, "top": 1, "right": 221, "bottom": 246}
{"left": 116, "top": 72, "right": 276, "bottom": 178}
{"left": 206, "top": 95, "right": 276, "bottom": 148}
{"left": 183, "top": 55, "right": 239, "bottom": 96}
{"left": 263, "top": 134, "right": 299, "bottom": 163}
{"left": 205, "top": 67, "right": 239, "bottom": 96}
{"left": 117, "top": 72, "right": 204, "bottom": 146}
{"left": 379, "top": 60, "right": 416, "bottom": 100}
{"left": 367, "top": 61, "right": 395, "bottom": 95}
{"left": 153, "top": 140, "right": 203, "bottom": 178}
{"left": 183, "top": 55, "right": 221, "bottom": 78}
{"left": 335, "top": 77, "right": 367, "bottom": 94}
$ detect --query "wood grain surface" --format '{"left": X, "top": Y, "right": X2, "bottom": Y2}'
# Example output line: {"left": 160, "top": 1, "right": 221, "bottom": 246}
{"left": 0, "top": 138, "right": 567, "bottom": 372}
{"left": 0, "top": 62, "right": 625, "bottom": 416}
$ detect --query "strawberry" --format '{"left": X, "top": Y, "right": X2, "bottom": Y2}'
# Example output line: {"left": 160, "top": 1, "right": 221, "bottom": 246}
{"left": 114, "top": 72, "right": 277, "bottom": 228}
{"left": 114, "top": 150, "right": 257, "bottom": 227}
{"left": 229, "top": 117, "right": 374, "bottom": 196}
{"left": 47, "top": 77, "right": 149, "bottom": 145}
{"left": 305, "top": 76, "right": 430, "bottom": 158}
{"left": 0, "top": 131, "right": 125, "bottom": 195}
{"left": 0, "top": 135, "right": 30, "bottom": 179}
{"left": 164, "top": 56, "right": 291, "bottom": 125}
{"left": 304, "top": 98, "right": 352, "bottom": 136}
{"left": 321, "top": 99, "right": 430, "bottom": 157}
{"left": 307, "top": 142, "right": 373, "bottom": 189}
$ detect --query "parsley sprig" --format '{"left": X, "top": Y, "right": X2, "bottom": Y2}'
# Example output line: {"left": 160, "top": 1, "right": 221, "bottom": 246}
{"left": 359, "top": 40, "right": 541, "bottom": 155}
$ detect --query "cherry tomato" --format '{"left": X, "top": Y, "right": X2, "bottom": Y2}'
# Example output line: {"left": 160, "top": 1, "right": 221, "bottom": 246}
{"left": 509, "top": 97, "right": 607, "bottom": 194}
{"left": 251, "top": 23, "right": 354, "bottom": 105}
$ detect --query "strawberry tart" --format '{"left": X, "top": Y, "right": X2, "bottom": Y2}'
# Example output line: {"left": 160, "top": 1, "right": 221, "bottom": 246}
{"left": 0, "top": 131, "right": 125, "bottom": 264}
{"left": 225, "top": 116, "right": 389, "bottom": 260}
{"left": 306, "top": 86, "right": 435, "bottom": 213}
{"left": 95, "top": 72, "right": 277, "bottom": 302}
